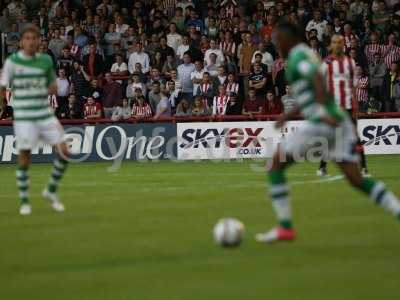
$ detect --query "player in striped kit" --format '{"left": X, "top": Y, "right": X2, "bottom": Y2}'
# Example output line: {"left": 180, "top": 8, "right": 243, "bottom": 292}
{"left": 317, "top": 34, "right": 369, "bottom": 177}
{"left": 0, "top": 25, "right": 68, "bottom": 215}
{"left": 256, "top": 23, "right": 400, "bottom": 243}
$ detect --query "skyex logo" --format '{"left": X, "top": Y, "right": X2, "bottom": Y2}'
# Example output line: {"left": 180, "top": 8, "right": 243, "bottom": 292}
{"left": 362, "top": 125, "right": 400, "bottom": 146}
{"left": 180, "top": 127, "right": 265, "bottom": 155}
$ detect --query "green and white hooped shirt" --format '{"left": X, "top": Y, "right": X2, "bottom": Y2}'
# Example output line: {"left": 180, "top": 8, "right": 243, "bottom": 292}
{"left": 0, "top": 51, "right": 55, "bottom": 121}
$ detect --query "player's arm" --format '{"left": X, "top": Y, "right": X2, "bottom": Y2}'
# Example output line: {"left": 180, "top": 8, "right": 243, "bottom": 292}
{"left": 0, "top": 58, "right": 12, "bottom": 108}
{"left": 311, "top": 73, "right": 343, "bottom": 126}
{"left": 275, "top": 105, "right": 300, "bottom": 128}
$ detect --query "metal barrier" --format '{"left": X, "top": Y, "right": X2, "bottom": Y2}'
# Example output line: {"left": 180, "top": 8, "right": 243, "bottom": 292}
{"left": 1, "top": 112, "right": 400, "bottom": 126}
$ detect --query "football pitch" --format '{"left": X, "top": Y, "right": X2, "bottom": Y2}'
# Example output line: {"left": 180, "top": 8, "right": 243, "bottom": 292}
{"left": 0, "top": 156, "right": 399, "bottom": 300}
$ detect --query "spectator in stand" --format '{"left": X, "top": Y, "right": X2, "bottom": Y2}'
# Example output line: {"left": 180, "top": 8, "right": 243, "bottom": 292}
{"left": 157, "top": 36, "right": 175, "bottom": 61}
{"left": 216, "top": 66, "right": 228, "bottom": 87}
{"left": 162, "top": 54, "right": 178, "bottom": 79}
{"left": 103, "top": 72, "right": 123, "bottom": 118}
{"left": 204, "top": 52, "right": 218, "bottom": 77}
{"left": 369, "top": 52, "right": 387, "bottom": 105}
{"left": 249, "top": 63, "right": 269, "bottom": 99}
{"left": 382, "top": 62, "right": 400, "bottom": 112}
{"left": 175, "top": 99, "right": 192, "bottom": 117}
{"left": 176, "top": 35, "right": 190, "bottom": 61}
{"left": 191, "top": 60, "right": 205, "bottom": 97}
{"left": 110, "top": 53, "right": 129, "bottom": 83}
{"left": 171, "top": 7, "right": 185, "bottom": 32}
{"left": 155, "top": 91, "right": 172, "bottom": 119}
{"left": 239, "top": 33, "right": 257, "bottom": 75}
{"left": 166, "top": 80, "right": 181, "bottom": 110}
{"left": 225, "top": 72, "right": 240, "bottom": 96}
{"left": 242, "top": 88, "right": 263, "bottom": 116}
{"left": 252, "top": 53, "right": 269, "bottom": 75}
{"left": 354, "top": 66, "right": 370, "bottom": 113}
{"left": 167, "top": 23, "right": 182, "bottom": 53}
{"left": 264, "top": 91, "right": 283, "bottom": 115}
{"left": 48, "top": 29, "right": 67, "bottom": 60}
{"left": 185, "top": 8, "right": 204, "bottom": 33}
{"left": 5, "top": 23, "right": 20, "bottom": 54}
{"left": 177, "top": 53, "right": 196, "bottom": 103}
{"left": 73, "top": 25, "right": 89, "bottom": 49}
{"left": 88, "top": 79, "right": 103, "bottom": 103}
{"left": 212, "top": 84, "right": 229, "bottom": 115}
{"left": 128, "top": 42, "right": 150, "bottom": 74}
{"left": 111, "top": 98, "right": 131, "bottom": 121}
{"left": 196, "top": 72, "right": 214, "bottom": 107}
{"left": 147, "top": 68, "right": 166, "bottom": 90}
{"left": 132, "top": 96, "right": 153, "bottom": 119}
{"left": 204, "top": 39, "right": 225, "bottom": 68}
{"left": 148, "top": 81, "right": 162, "bottom": 113}
{"left": 57, "top": 48, "right": 74, "bottom": 77}
{"left": 58, "top": 94, "right": 82, "bottom": 119}
{"left": 83, "top": 42, "right": 105, "bottom": 80}
{"left": 56, "top": 68, "right": 70, "bottom": 110}
{"left": 192, "top": 96, "right": 210, "bottom": 116}
{"left": 83, "top": 96, "right": 103, "bottom": 119}
{"left": 225, "top": 93, "right": 242, "bottom": 115}
{"left": 281, "top": 86, "right": 297, "bottom": 114}
{"left": 306, "top": 10, "right": 328, "bottom": 41}
{"left": 127, "top": 73, "right": 147, "bottom": 99}
{"left": 104, "top": 23, "right": 122, "bottom": 66}
{"left": 115, "top": 15, "right": 129, "bottom": 35}
{"left": 70, "top": 60, "right": 90, "bottom": 102}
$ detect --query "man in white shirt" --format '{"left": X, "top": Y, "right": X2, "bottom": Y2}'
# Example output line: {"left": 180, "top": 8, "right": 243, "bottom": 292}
{"left": 56, "top": 68, "right": 70, "bottom": 110}
{"left": 176, "top": 35, "right": 190, "bottom": 60}
{"left": 177, "top": 53, "right": 196, "bottom": 102}
{"left": 190, "top": 60, "right": 204, "bottom": 96}
{"left": 251, "top": 42, "right": 274, "bottom": 73}
{"left": 305, "top": 10, "right": 328, "bottom": 41}
{"left": 128, "top": 42, "right": 150, "bottom": 74}
{"left": 167, "top": 23, "right": 183, "bottom": 53}
{"left": 204, "top": 39, "right": 225, "bottom": 67}
{"left": 115, "top": 15, "right": 129, "bottom": 34}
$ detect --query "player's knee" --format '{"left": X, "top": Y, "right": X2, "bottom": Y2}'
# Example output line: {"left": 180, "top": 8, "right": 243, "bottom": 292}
{"left": 346, "top": 175, "right": 362, "bottom": 189}
{"left": 56, "top": 143, "right": 70, "bottom": 159}
{"left": 18, "top": 152, "right": 30, "bottom": 167}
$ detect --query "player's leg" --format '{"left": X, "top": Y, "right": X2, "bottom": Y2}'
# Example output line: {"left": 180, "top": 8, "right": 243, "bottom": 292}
{"left": 351, "top": 114, "right": 370, "bottom": 177}
{"left": 17, "top": 150, "right": 32, "bottom": 215}
{"left": 337, "top": 162, "right": 400, "bottom": 220}
{"left": 41, "top": 118, "right": 69, "bottom": 212}
{"left": 317, "top": 159, "right": 328, "bottom": 177}
{"left": 255, "top": 148, "right": 296, "bottom": 243}
{"left": 14, "top": 121, "right": 38, "bottom": 215}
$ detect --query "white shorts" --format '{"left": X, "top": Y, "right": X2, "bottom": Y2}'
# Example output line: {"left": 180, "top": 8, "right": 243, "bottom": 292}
{"left": 14, "top": 117, "right": 64, "bottom": 151}
{"left": 283, "top": 117, "right": 359, "bottom": 164}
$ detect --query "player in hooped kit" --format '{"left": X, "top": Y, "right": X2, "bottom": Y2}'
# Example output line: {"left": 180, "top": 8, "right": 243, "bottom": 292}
{"left": 317, "top": 34, "right": 369, "bottom": 177}
{"left": 0, "top": 25, "right": 69, "bottom": 215}
{"left": 255, "top": 23, "right": 400, "bottom": 243}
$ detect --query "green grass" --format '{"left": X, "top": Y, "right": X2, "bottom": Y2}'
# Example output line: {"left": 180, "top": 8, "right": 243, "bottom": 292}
{"left": 0, "top": 156, "right": 399, "bottom": 300}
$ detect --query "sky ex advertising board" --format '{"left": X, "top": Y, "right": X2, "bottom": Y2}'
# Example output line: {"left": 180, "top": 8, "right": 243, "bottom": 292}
{"left": 177, "top": 122, "right": 285, "bottom": 160}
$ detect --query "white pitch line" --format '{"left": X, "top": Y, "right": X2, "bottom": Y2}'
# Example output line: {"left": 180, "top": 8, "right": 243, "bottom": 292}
{"left": 291, "top": 175, "right": 344, "bottom": 185}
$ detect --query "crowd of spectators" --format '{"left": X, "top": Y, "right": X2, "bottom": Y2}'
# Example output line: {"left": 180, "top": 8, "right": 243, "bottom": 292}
{"left": 1, "top": 0, "right": 400, "bottom": 121}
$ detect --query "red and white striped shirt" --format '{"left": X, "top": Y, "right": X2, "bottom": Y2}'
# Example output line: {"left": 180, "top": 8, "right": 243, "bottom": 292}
{"left": 132, "top": 103, "right": 153, "bottom": 118}
{"left": 199, "top": 83, "right": 211, "bottom": 94}
{"left": 84, "top": 102, "right": 102, "bottom": 118}
{"left": 322, "top": 55, "right": 356, "bottom": 109}
{"left": 212, "top": 95, "right": 228, "bottom": 115}
{"left": 163, "top": 0, "right": 177, "bottom": 18}
{"left": 226, "top": 82, "right": 239, "bottom": 95}
{"left": 220, "top": 40, "right": 236, "bottom": 62}
{"left": 364, "top": 43, "right": 384, "bottom": 65}
{"left": 383, "top": 44, "right": 400, "bottom": 68}
{"left": 354, "top": 76, "right": 369, "bottom": 103}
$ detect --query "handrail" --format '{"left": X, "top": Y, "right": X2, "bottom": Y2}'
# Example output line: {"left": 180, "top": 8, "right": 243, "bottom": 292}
{"left": 1, "top": 112, "right": 400, "bottom": 126}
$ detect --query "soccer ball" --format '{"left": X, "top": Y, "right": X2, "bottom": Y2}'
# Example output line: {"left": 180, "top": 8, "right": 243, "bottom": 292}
{"left": 213, "top": 218, "right": 245, "bottom": 247}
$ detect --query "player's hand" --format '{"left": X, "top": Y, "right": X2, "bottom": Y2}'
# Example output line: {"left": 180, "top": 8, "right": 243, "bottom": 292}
{"left": 322, "top": 116, "right": 339, "bottom": 127}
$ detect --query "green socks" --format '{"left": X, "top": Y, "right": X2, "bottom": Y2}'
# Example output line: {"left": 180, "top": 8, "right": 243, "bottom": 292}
{"left": 268, "top": 170, "right": 292, "bottom": 229}
{"left": 47, "top": 157, "right": 68, "bottom": 193}
{"left": 16, "top": 165, "right": 29, "bottom": 204}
